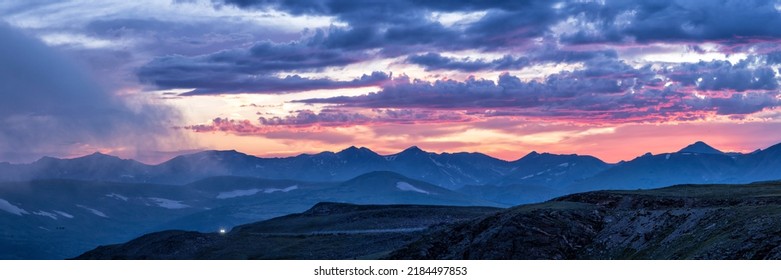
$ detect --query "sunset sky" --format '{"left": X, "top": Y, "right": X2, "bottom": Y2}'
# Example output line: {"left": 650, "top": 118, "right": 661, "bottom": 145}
{"left": 2, "top": 0, "right": 781, "bottom": 163}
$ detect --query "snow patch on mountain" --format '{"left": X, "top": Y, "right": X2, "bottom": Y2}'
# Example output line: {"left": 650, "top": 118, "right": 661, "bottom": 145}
{"left": 148, "top": 197, "right": 190, "bottom": 209}
{"left": 217, "top": 186, "right": 298, "bottom": 199}
{"left": 77, "top": 205, "right": 108, "bottom": 218}
{"left": 217, "top": 189, "right": 261, "bottom": 199}
{"left": 396, "top": 182, "right": 430, "bottom": 194}
{"left": 33, "top": 210, "right": 58, "bottom": 220}
{"left": 0, "top": 198, "right": 28, "bottom": 216}
{"left": 264, "top": 185, "right": 298, "bottom": 193}
{"left": 106, "top": 193, "right": 128, "bottom": 201}
{"left": 54, "top": 211, "right": 74, "bottom": 219}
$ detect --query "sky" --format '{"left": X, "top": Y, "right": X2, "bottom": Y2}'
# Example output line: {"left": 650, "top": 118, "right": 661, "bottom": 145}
{"left": 2, "top": 0, "right": 781, "bottom": 163}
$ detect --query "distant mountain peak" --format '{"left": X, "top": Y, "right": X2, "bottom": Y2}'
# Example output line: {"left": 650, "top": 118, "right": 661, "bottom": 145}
{"left": 83, "top": 152, "right": 117, "bottom": 158}
{"left": 200, "top": 149, "right": 248, "bottom": 156}
{"left": 398, "top": 146, "right": 428, "bottom": 156}
{"left": 678, "top": 141, "right": 723, "bottom": 155}
{"left": 338, "top": 146, "right": 370, "bottom": 153}
{"left": 55, "top": 152, "right": 123, "bottom": 162}
{"left": 342, "top": 146, "right": 360, "bottom": 151}
{"left": 519, "top": 151, "right": 540, "bottom": 160}
{"left": 337, "top": 146, "right": 379, "bottom": 158}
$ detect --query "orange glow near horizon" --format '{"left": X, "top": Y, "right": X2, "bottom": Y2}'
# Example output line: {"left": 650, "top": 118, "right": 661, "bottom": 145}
{"left": 161, "top": 120, "right": 781, "bottom": 165}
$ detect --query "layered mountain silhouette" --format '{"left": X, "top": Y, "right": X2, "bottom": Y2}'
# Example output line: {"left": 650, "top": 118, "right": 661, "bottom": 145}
{"left": 0, "top": 146, "right": 607, "bottom": 190}
{"left": 3, "top": 141, "right": 781, "bottom": 197}
{"left": 4, "top": 141, "right": 781, "bottom": 259}
{"left": 0, "top": 172, "right": 499, "bottom": 259}
{"left": 77, "top": 180, "right": 781, "bottom": 260}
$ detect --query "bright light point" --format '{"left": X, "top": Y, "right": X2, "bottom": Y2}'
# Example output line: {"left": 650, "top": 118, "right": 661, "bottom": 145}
{"left": 219, "top": 228, "right": 227, "bottom": 234}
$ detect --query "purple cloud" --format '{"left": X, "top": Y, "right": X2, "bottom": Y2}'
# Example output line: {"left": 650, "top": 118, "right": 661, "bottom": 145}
{"left": 296, "top": 57, "right": 781, "bottom": 122}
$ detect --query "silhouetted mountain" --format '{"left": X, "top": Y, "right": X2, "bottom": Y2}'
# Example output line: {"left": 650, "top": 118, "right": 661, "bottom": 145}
{"left": 0, "top": 147, "right": 523, "bottom": 189}
{"left": 739, "top": 142, "right": 781, "bottom": 182}
{"left": 571, "top": 152, "right": 740, "bottom": 191}
{"left": 678, "top": 141, "right": 724, "bottom": 154}
{"left": 496, "top": 152, "right": 610, "bottom": 187}
{"left": 0, "top": 171, "right": 497, "bottom": 259}
{"left": 5, "top": 141, "right": 781, "bottom": 205}
{"left": 23, "top": 153, "right": 153, "bottom": 182}
{"left": 569, "top": 141, "right": 759, "bottom": 192}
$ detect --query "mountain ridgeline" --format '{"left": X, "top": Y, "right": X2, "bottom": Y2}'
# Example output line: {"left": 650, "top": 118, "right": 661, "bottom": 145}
{"left": 3, "top": 141, "right": 781, "bottom": 203}
{"left": 4, "top": 141, "right": 781, "bottom": 259}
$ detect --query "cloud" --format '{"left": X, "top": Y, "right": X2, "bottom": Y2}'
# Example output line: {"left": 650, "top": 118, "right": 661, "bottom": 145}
{"left": 558, "top": 0, "right": 781, "bottom": 44}
{"left": 136, "top": 0, "right": 781, "bottom": 96}
{"left": 297, "top": 57, "right": 781, "bottom": 122}
{"left": 407, "top": 53, "right": 531, "bottom": 71}
{"left": 406, "top": 47, "right": 618, "bottom": 72}
{"left": 664, "top": 59, "right": 778, "bottom": 92}
{"left": 177, "top": 71, "right": 389, "bottom": 95}
{"left": 137, "top": 38, "right": 365, "bottom": 74}
{"left": 217, "top": 0, "right": 555, "bottom": 53}
{"left": 0, "top": 23, "right": 184, "bottom": 162}
{"left": 187, "top": 108, "right": 472, "bottom": 135}
{"left": 137, "top": 38, "right": 391, "bottom": 94}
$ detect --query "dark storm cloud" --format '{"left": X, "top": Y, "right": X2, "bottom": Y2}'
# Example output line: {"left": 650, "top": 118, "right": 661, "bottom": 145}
{"left": 0, "top": 23, "right": 182, "bottom": 163}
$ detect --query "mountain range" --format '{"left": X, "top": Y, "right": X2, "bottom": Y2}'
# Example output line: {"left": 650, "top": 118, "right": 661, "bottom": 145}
{"left": 3, "top": 140, "right": 781, "bottom": 259}
{"left": 0, "top": 171, "right": 499, "bottom": 259}
{"left": 77, "top": 180, "right": 781, "bottom": 260}
{"left": 3, "top": 141, "right": 781, "bottom": 201}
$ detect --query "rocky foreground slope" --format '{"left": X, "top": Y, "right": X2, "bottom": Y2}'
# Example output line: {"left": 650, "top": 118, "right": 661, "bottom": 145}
{"left": 390, "top": 181, "right": 781, "bottom": 259}
{"left": 78, "top": 181, "right": 781, "bottom": 259}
